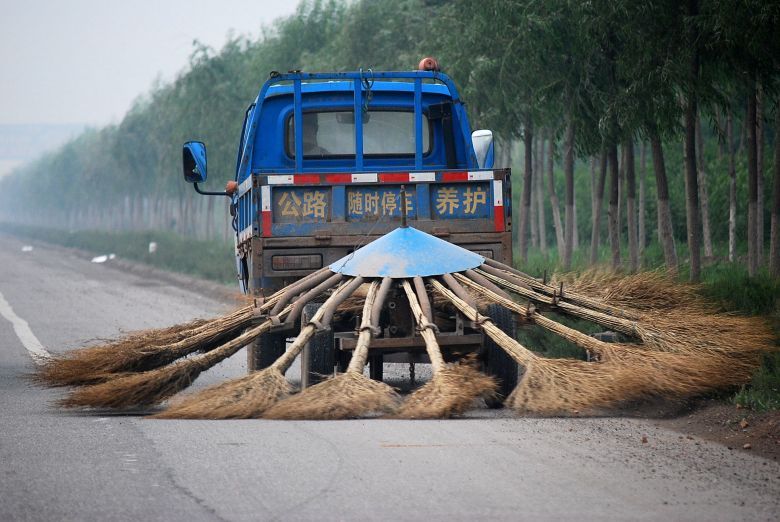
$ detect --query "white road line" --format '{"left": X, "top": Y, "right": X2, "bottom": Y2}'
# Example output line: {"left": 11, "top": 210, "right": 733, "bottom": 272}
{"left": 0, "top": 290, "right": 51, "bottom": 363}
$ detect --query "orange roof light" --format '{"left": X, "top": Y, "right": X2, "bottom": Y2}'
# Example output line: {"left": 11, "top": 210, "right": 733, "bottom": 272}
{"left": 418, "top": 57, "right": 440, "bottom": 72}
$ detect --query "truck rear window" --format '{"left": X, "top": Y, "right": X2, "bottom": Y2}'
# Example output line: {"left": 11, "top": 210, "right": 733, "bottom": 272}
{"left": 287, "top": 110, "right": 430, "bottom": 158}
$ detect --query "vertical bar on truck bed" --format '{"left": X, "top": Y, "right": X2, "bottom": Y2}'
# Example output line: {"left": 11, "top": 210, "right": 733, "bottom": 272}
{"left": 414, "top": 78, "right": 423, "bottom": 170}
{"left": 294, "top": 79, "right": 303, "bottom": 172}
{"left": 354, "top": 79, "right": 364, "bottom": 171}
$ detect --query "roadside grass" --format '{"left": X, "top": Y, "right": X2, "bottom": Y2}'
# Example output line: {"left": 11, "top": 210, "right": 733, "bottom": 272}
{"left": 0, "top": 223, "right": 236, "bottom": 285}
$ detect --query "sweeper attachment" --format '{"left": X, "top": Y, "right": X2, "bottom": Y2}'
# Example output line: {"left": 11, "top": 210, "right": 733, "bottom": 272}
{"left": 33, "top": 225, "right": 774, "bottom": 419}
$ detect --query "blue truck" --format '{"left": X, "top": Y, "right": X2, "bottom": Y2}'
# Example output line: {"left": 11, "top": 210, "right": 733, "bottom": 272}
{"left": 182, "top": 60, "right": 517, "bottom": 396}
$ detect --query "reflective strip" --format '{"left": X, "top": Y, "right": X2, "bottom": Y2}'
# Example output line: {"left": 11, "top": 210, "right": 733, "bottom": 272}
{"left": 294, "top": 174, "right": 320, "bottom": 184}
{"left": 351, "top": 173, "right": 378, "bottom": 183}
{"left": 409, "top": 172, "right": 436, "bottom": 182}
{"left": 493, "top": 180, "right": 504, "bottom": 232}
{"left": 325, "top": 173, "right": 352, "bottom": 183}
{"left": 468, "top": 171, "right": 494, "bottom": 181}
{"left": 268, "top": 174, "right": 294, "bottom": 185}
{"left": 494, "top": 207, "right": 505, "bottom": 232}
{"left": 238, "top": 177, "right": 253, "bottom": 198}
{"left": 262, "top": 211, "right": 272, "bottom": 237}
{"left": 260, "top": 186, "right": 271, "bottom": 211}
{"left": 492, "top": 180, "right": 503, "bottom": 206}
{"left": 379, "top": 172, "right": 409, "bottom": 183}
{"left": 261, "top": 170, "right": 495, "bottom": 185}
{"left": 441, "top": 171, "right": 468, "bottom": 181}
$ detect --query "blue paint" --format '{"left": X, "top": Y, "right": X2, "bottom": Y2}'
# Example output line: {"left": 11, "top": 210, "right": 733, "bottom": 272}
{"left": 345, "top": 186, "right": 417, "bottom": 221}
{"left": 235, "top": 71, "right": 479, "bottom": 185}
{"left": 329, "top": 226, "right": 484, "bottom": 278}
{"left": 430, "top": 183, "right": 492, "bottom": 219}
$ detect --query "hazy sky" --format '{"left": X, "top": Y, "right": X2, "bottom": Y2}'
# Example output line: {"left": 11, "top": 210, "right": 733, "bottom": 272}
{"left": 0, "top": 0, "right": 300, "bottom": 126}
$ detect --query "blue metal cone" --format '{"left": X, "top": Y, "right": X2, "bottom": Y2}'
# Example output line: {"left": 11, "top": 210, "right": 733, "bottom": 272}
{"left": 329, "top": 227, "right": 484, "bottom": 278}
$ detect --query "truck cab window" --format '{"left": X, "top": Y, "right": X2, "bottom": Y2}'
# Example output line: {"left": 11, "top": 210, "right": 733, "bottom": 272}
{"left": 288, "top": 110, "right": 430, "bottom": 158}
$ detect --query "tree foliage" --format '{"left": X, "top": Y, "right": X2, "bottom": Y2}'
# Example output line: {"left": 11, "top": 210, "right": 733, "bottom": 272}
{"left": 0, "top": 0, "right": 777, "bottom": 271}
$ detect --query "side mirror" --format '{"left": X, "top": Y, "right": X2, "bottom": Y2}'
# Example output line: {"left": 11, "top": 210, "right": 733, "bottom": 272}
{"left": 182, "top": 141, "right": 207, "bottom": 183}
{"left": 471, "top": 130, "right": 494, "bottom": 169}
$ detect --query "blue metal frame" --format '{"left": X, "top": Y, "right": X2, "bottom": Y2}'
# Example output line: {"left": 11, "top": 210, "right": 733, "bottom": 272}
{"left": 235, "top": 70, "right": 479, "bottom": 184}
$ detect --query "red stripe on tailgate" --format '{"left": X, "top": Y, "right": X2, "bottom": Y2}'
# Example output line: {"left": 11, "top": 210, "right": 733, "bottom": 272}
{"left": 325, "top": 174, "right": 351, "bottom": 184}
{"left": 294, "top": 174, "right": 321, "bottom": 185}
{"left": 262, "top": 211, "right": 272, "bottom": 236}
{"left": 441, "top": 171, "right": 468, "bottom": 182}
{"left": 493, "top": 206, "right": 505, "bottom": 232}
{"left": 378, "top": 172, "right": 409, "bottom": 183}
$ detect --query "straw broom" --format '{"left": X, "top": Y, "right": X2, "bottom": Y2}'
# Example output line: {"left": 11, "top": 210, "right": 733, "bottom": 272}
{"left": 33, "top": 294, "right": 286, "bottom": 387}
{"left": 431, "top": 279, "right": 646, "bottom": 414}
{"left": 556, "top": 269, "right": 709, "bottom": 313}
{"left": 476, "top": 268, "right": 641, "bottom": 338}
{"left": 33, "top": 268, "right": 337, "bottom": 388}
{"left": 633, "top": 310, "right": 774, "bottom": 356}
{"left": 154, "top": 277, "right": 365, "bottom": 419}
{"left": 480, "top": 258, "right": 639, "bottom": 319}
{"left": 394, "top": 279, "right": 497, "bottom": 419}
{"left": 58, "top": 307, "right": 290, "bottom": 409}
{"left": 263, "top": 279, "right": 401, "bottom": 420}
{"left": 32, "top": 317, "right": 211, "bottom": 387}
{"left": 455, "top": 273, "right": 760, "bottom": 398}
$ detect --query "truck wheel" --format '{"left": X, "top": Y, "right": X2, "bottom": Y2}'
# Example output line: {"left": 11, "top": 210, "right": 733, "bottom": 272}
{"left": 482, "top": 303, "right": 519, "bottom": 407}
{"left": 301, "top": 302, "right": 335, "bottom": 388}
{"left": 247, "top": 330, "right": 288, "bottom": 372}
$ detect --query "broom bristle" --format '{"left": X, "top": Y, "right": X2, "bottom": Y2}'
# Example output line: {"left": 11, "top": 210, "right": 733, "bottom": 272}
{"left": 635, "top": 311, "right": 775, "bottom": 354}
{"left": 557, "top": 268, "right": 708, "bottom": 313}
{"left": 31, "top": 318, "right": 209, "bottom": 387}
{"left": 263, "top": 372, "right": 400, "bottom": 420}
{"left": 394, "top": 365, "right": 498, "bottom": 419}
{"left": 506, "top": 358, "right": 644, "bottom": 415}
{"left": 32, "top": 316, "right": 250, "bottom": 387}
{"left": 153, "top": 368, "right": 292, "bottom": 419}
{"left": 598, "top": 345, "right": 760, "bottom": 394}
{"left": 58, "top": 358, "right": 207, "bottom": 409}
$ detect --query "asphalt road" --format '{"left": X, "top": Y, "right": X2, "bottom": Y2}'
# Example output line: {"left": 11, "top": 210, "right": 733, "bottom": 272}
{"left": 1, "top": 232, "right": 778, "bottom": 521}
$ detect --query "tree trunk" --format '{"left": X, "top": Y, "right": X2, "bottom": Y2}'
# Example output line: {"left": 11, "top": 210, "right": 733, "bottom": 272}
{"left": 573, "top": 193, "right": 579, "bottom": 250}
{"left": 747, "top": 82, "right": 759, "bottom": 276}
{"left": 548, "top": 135, "right": 564, "bottom": 259}
{"left": 757, "top": 85, "right": 764, "bottom": 262}
{"left": 563, "top": 119, "right": 575, "bottom": 270}
{"left": 530, "top": 134, "right": 539, "bottom": 249}
{"left": 683, "top": 0, "right": 702, "bottom": 281}
{"left": 727, "top": 110, "right": 737, "bottom": 263}
{"left": 739, "top": 111, "right": 747, "bottom": 154}
{"left": 518, "top": 120, "right": 533, "bottom": 263}
{"left": 638, "top": 142, "right": 647, "bottom": 256}
{"left": 608, "top": 144, "right": 621, "bottom": 269}
{"left": 536, "top": 134, "right": 547, "bottom": 254}
{"left": 683, "top": 119, "right": 701, "bottom": 281}
{"left": 770, "top": 106, "right": 780, "bottom": 277}
{"left": 590, "top": 150, "right": 607, "bottom": 264}
{"left": 651, "top": 130, "right": 678, "bottom": 269}
{"left": 617, "top": 145, "right": 624, "bottom": 239}
{"left": 625, "top": 142, "right": 638, "bottom": 272}
{"left": 696, "top": 115, "right": 713, "bottom": 259}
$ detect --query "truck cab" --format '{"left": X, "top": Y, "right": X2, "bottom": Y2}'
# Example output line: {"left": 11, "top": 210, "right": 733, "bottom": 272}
{"left": 182, "top": 63, "right": 516, "bottom": 391}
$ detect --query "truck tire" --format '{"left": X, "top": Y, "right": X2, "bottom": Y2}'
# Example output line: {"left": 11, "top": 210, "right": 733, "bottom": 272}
{"left": 247, "top": 330, "right": 288, "bottom": 372}
{"left": 301, "top": 302, "right": 335, "bottom": 388}
{"left": 482, "top": 303, "right": 519, "bottom": 407}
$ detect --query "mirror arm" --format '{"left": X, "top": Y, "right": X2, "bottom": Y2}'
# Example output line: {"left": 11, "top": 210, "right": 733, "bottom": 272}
{"left": 193, "top": 182, "right": 233, "bottom": 198}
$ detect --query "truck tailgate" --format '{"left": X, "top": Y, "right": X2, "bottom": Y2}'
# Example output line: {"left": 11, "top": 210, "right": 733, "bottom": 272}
{"left": 237, "top": 169, "right": 510, "bottom": 241}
